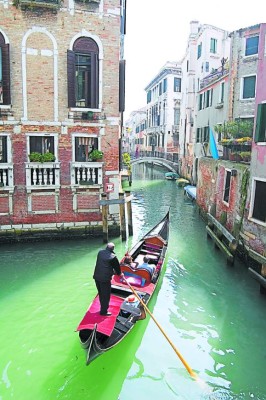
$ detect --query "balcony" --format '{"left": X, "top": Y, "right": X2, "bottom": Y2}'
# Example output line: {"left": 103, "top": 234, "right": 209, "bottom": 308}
{"left": 69, "top": 110, "right": 106, "bottom": 122}
{"left": 25, "top": 162, "right": 60, "bottom": 189}
{"left": 0, "top": 164, "right": 14, "bottom": 189}
{"left": 19, "top": 0, "right": 60, "bottom": 9}
{"left": 200, "top": 66, "right": 229, "bottom": 90}
{"left": 71, "top": 162, "right": 103, "bottom": 186}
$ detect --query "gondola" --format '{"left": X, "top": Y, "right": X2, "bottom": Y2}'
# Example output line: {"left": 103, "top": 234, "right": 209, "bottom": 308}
{"left": 76, "top": 210, "right": 170, "bottom": 365}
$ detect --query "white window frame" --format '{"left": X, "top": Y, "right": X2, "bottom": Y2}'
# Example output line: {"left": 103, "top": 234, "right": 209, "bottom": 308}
{"left": 248, "top": 177, "right": 266, "bottom": 227}
{"left": 72, "top": 132, "right": 100, "bottom": 162}
{"left": 26, "top": 132, "right": 58, "bottom": 161}
{"left": 243, "top": 35, "right": 259, "bottom": 58}
{"left": 0, "top": 133, "right": 12, "bottom": 163}
{"left": 219, "top": 81, "right": 225, "bottom": 103}
{"left": 210, "top": 38, "right": 217, "bottom": 54}
{"left": 240, "top": 74, "right": 257, "bottom": 100}
{"left": 223, "top": 168, "right": 232, "bottom": 206}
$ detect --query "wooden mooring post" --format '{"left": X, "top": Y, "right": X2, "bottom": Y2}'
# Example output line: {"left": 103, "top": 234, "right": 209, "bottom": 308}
{"left": 99, "top": 192, "right": 133, "bottom": 242}
{"left": 125, "top": 190, "right": 133, "bottom": 235}
{"left": 119, "top": 192, "right": 126, "bottom": 241}
{"left": 101, "top": 193, "right": 108, "bottom": 243}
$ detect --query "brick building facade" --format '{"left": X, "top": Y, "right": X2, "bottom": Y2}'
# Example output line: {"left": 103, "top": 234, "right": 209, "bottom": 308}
{"left": 0, "top": 0, "right": 126, "bottom": 242}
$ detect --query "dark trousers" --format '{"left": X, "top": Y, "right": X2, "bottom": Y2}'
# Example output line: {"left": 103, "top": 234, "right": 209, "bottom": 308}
{"left": 95, "top": 280, "right": 111, "bottom": 314}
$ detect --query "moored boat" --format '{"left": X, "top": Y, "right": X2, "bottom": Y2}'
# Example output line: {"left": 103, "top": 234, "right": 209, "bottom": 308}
{"left": 184, "top": 185, "right": 196, "bottom": 201}
{"left": 165, "top": 172, "right": 179, "bottom": 180}
{"left": 176, "top": 178, "right": 190, "bottom": 187}
{"left": 76, "top": 210, "right": 170, "bottom": 365}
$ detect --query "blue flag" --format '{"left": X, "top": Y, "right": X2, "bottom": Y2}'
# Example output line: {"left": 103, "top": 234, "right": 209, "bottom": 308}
{"left": 209, "top": 129, "right": 219, "bottom": 159}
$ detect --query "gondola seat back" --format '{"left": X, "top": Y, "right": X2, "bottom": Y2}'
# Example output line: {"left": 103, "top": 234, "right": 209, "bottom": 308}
{"left": 144, "top": 237, "right": 164, "bottom": 248}
{"left": 121, "top": 264, "right": 152, "bottom": 285}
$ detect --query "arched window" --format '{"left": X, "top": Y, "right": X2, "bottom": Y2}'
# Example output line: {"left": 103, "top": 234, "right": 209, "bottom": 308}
{"left": 0, "top": 32, "right": 11, "bottom": 105}
{"left": 67, "top": 37, "right": 99, "bottom": 109}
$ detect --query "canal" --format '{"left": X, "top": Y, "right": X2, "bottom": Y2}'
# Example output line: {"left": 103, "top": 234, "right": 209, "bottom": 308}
{"left": 0, "top": 164, "right": 265, "bottom": 400}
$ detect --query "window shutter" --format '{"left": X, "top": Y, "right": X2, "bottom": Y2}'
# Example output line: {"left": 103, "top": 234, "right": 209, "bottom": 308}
{"left": 254, "top": 104, "right": 262, "bottom": 142}
{"left": 2, "top": 44, "right": 11, "bottom": 105}
{"left": 67, "top": 50, "right": 76, "bottom": 108}
{"left": 119, "top": 59, "right": 126, "bottom": 112}
{"left": 0, "top": 136, "right": 7, "bottom": 162}
{"left": 90, "top": 52, "right": 99, "bottom": 109}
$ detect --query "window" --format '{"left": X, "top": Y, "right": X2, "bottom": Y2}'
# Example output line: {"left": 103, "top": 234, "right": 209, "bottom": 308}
{"left": 251, "top": 180, "right": 266, "bottom": 223}
{"left": 220, "top": 82, "right": 225, "bottom": 103}
{"left": 159, "top": 82, "right": 162, "bottom": 95}
{"left": 0, "top": 33, "right": 11, "bottom": 105}
{"left": 174, "top": 108, "right": 180, "bottom": 125}
{"left": 147, "top": 90, "right": 151, "bottom": 103}
{"left": 163, "top": 78, "right": 167, "bottom": 93}
{"left": 197, "top": 42, "right": 202, "bottom": 59}
{"left": 67, "top": 37, "right": 99, "bottom": 109}
{"left": 0, "top": 135, "right": 7, "bottom": 162}
{"left": 245, "top": 36, "right": 259, "bottom": 56}
{"left": 75, "top": 137, "right": 99, "bottom": 162}
{"left": 242, "top": 75, "right": 256, "bottom": 99}
{"left": 196, "top": 128, "right": 201, "bottom": 143}
{"left": 198, "top": 94, "right": 203, "bottom": 111}
{"left": 29, "top": 136, "right": 55, "bottom": 158}
{"left": 255, "top": 103, "right": 266, "bottom": 142}
{"left": 223, "top": 170, "right": 232, "bottom": 203}
{"left": 210, "top": 38, "right": 217, "bottom": 54}
{"left": 205, "top": 89, "right": 213, "bottom": 108}
{"left": 205, "top": 62, "right": 209, "bottom": 72}
{"left": 203, "top": 126, "right": 209, "bottom": 142}
{"left": 174, "top": 77, "right": 181, "bottom": 92}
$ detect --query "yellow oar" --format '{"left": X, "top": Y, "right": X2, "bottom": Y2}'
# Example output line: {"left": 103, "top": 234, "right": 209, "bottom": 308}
{"left": 123, "top": 277, "right": 197, "bottom": 379}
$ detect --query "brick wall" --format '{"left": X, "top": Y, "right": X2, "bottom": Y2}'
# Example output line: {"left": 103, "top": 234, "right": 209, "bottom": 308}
{"left": 0, "top": 0, "right": 123, "bottom": 239}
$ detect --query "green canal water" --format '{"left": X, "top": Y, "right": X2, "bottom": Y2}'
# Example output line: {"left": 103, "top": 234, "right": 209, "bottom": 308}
{"left": 0, "top": 164, "right": 265, "bottom": 400}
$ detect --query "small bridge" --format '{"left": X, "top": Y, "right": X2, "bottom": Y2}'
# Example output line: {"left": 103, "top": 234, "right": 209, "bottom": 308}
{"left": 131, "top": 156, "right": 178, "bottom": 173}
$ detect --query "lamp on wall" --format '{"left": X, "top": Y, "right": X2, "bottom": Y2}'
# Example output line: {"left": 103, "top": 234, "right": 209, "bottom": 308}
{"left": 231, "top": 169, "right": 237, "bottom": 176}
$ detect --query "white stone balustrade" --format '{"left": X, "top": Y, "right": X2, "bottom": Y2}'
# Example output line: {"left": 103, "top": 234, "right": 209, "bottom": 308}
{"left": 0, "top": 164, "right": 14, "bottom": 188}
{"left": 25, "top": 162, "right": 60, "bottom": 188}
{"left": 71, "top": 162, "right": 103, "bottom": 186}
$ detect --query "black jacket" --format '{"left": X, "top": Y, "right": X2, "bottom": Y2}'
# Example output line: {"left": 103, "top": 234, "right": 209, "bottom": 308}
{"left": 93, "top": 247, "right": 121, "bottom": 282}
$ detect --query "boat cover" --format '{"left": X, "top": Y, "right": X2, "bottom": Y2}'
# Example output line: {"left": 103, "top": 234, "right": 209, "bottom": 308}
{"left": 184, "top": 185, "right": 196, "bottom": 200}
{"left": 76, "top": 295, "right": 124, "bottom": 336}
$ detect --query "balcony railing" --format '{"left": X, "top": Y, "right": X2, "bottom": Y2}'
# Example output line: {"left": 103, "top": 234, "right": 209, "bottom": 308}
{"left": 71, "top": 162, "right": 103, "bottom": 186}
{"left": 200, "top": 66, "right": 229, "bottom": 90}
{"left": 25, "top": 162, "right": 60, "bottom": 188}
{"left": 19, "top": 0, "right": 60, "bottom": 9}
{"left": 0, "top": 164, "right": 14, "bottom": 188}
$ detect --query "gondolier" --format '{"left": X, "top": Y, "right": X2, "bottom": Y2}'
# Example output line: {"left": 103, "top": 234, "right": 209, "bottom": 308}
{"left": 93, "top": 242, "right": 123, "bottom": 316}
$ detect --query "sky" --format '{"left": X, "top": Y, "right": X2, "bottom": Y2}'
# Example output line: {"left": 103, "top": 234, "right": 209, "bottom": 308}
{"left": 123, "top": 0, "right": 264, "bottom": 119}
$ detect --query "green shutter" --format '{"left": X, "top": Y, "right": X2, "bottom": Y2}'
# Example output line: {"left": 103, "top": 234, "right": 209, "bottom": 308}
{"left": 254, "top": 103, "right": 266, "bottom": 142}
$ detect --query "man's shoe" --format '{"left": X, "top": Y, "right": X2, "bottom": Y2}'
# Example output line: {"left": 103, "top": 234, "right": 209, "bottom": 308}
{"left": 100, "top": 312, "right": 112, "bottom": 316}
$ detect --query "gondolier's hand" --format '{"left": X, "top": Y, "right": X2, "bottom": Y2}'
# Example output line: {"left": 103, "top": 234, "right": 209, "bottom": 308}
{"left": 120, "top": 272, "right": 126, "bottom": 282}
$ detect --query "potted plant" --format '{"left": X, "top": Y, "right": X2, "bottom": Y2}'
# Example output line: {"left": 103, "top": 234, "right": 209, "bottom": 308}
{"left": 29, "top": 152, "right": 56, "bottom": 162}
{"left": 240, "top": 151, "right": 251, "bottom": 162}
{"left": 229, "top": 152, "right": 242, "bottom": 162}
{"left": 89, "top": 149, "right": 103, "bottom": 161}
{"left": 29, "top": 152, "right": 42, "bottom": 162}
{"left": 42, "top": 152, "right": 56, "bottom": 162}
